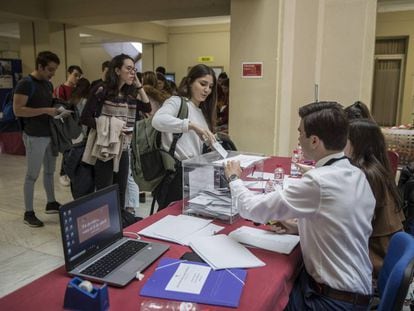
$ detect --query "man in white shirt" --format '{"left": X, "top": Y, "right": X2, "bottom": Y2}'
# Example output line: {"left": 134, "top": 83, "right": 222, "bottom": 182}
{"left": 225, "top": 102, "right": 375, "bottom": 310}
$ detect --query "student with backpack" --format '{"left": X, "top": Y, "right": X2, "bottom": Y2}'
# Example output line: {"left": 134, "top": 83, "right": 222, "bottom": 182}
{"left": 151, "top": 64, "right": 217, "bottom": 210}
{"left": 13, "top": 51, "right": 61, "bottom": 227}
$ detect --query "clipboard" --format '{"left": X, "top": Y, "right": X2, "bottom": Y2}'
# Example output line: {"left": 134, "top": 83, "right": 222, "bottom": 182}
{"left": 140, "top": 257, "right": 247, "bottom": 308}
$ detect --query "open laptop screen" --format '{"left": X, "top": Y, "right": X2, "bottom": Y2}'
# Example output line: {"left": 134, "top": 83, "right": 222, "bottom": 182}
{"left": 59, "top": 185, "right": 123, "bottom": 271}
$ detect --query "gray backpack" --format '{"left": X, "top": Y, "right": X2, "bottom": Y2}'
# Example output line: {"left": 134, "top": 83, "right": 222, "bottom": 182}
{"left": 131, "top": 97, "right": 188, "bottom": 192}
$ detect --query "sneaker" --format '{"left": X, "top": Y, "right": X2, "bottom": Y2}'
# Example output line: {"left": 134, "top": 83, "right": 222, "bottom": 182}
{"left": 24, "top": 211, "right": 44, "bottom": 227}
{"left": 59, "top": 175, "right": 70, "bottom": 187}
{"left": 45, "top": 201, "right": 61, "bottom": 214}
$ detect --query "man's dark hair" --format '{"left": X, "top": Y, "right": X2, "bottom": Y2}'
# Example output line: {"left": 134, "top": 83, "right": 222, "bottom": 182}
{"left": 299, "top": 101, "right": 348, "bottom": 151}
{"left": 101, "top": 60, "right": 110, "bottom": 72}
{"left": 35, "top": 51, "right": 60, "bottom": 68}
{"left": 155, "top": 66, "right": 166, "bottom": 75}
{"left": 67, "top": 65, "right": 83, "bottom": 75}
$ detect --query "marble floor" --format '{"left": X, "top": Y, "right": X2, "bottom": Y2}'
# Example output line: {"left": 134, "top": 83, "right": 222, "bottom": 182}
{"left": 0, "top": 152, "right": 154, "bottom": 298}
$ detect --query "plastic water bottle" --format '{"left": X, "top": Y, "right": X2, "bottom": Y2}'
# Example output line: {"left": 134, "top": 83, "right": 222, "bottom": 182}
{"left": 290, "top": 149, "right": 301, "bottom": 178}
{"left": 273, "top": 165, "right": 285, "bottom": 190}
{"left": 140, "top": 300, "right": 200, "bottom": 311}
{"left": 264, "top": 179, "right": 275, "bottom": 193}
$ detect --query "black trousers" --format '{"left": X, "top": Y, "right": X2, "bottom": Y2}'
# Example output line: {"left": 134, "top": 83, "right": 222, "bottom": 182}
{"left": 94, "top": 150, "right": 129, "bottom": 209}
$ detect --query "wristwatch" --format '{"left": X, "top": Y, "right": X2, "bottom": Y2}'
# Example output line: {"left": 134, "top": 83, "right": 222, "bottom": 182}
{"left": 227, "top": 174, "right": 239, "bottom": 183}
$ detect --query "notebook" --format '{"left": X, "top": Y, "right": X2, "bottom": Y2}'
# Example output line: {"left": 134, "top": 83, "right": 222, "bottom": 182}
{"left": 59, "top": 185, "right": 169, "bottom": 287}
{"left": 140, "top": 257, "right": 247, "bottom": 308}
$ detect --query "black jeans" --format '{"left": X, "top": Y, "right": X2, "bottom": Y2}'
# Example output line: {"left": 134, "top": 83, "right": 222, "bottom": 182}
{"left": 94, "top": 150, "right": 129, "bottom": 209}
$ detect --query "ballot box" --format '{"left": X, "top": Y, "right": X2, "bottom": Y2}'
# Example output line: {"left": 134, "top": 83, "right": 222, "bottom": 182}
{"left": 182, "top": 150, "right": 266, "bottom": 224}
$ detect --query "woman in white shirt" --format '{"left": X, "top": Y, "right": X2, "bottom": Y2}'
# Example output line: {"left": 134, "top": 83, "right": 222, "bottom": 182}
{"left": 152, "top": 64, "right": 217, "bottom": 209}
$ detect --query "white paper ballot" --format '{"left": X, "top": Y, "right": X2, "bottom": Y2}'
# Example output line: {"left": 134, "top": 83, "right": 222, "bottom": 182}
{"left": 229, "top": 226, "right": 300, "bottom": 254}
{"left": 54, "top": 106, "right": 73, "bottom": 119}
{"left": 189, "top": 234, "right": 266, "bottom": 270}
{"left": 213, "top": 154, "right": 268, "bottom": 168}
{"left": 165, "top": 263, "right": 211, "bottom": 294}
{"left": 188, "top": 195, "right": 214, "bottom": 205}
{"left": 212, "top": 141, "right": 228, "bottom": 159}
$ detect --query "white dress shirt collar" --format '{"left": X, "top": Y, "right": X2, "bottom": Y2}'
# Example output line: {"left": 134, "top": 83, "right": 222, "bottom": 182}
{"left": 315, "top": 151, "right": 345, "bottom": 168}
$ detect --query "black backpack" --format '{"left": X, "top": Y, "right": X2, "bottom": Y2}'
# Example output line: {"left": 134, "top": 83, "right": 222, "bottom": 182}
{"left": 1, "top": 76, "right": 37, "bottom": 127}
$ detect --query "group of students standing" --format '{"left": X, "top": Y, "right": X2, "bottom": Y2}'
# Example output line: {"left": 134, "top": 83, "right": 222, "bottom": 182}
{"left": 13, "top": 50, "right": 222, "bottom": 228}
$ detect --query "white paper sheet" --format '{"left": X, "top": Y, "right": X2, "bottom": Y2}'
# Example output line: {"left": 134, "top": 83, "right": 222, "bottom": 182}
{"left": 189, "top": 234, "right": 266, "bottom": 270}
{"left": 138, "top": 215, "right": 214, "bottom": 245}
{"left": 213, "top": 154, "right": 268, "bottom": 168}
{"left": 165, "top": 263, "right": 211, "bottom": 294}
{"left": 229, "top": 226, "right": 300, "bottom": 254}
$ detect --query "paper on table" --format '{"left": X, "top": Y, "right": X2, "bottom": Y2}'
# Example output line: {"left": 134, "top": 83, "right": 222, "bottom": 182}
{"left": 165, "top": 263, "right": 211, "bottom": 294}
{"left": 213, "top": 154, "right": 268, "bottom": 168}
{"left": 138, "top": 215, "right": 214, "bottom": 245}
{"left": 229, "top": 226, "right": 300, "bottom": 254}
{"left": 189, "top": 234, "right": 266, "bottom": 270}
{"left": 180, "top": 223, "right": 224, "bottom": 245}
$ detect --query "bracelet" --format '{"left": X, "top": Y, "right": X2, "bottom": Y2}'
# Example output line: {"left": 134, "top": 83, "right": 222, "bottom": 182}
{"left": 137, "top": 86, "right": 143, "bottom": 90}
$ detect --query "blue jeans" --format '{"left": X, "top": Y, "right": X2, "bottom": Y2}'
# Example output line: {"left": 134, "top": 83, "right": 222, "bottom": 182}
{"left": 22, "top": 134, "right": 57, "bottom": 212}
{"left": 285, "top": 269, "right": 370, "bottom": 311}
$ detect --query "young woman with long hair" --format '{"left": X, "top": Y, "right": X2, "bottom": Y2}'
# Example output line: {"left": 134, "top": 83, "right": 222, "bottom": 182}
{"left": 345, "top": 118, "right": 404, "bottom": 277}
{"left": 152, "top": 64, "right": 217, "bottom": 209}
{"left": 81, "top": 54, "right": 151, "bottom": 219}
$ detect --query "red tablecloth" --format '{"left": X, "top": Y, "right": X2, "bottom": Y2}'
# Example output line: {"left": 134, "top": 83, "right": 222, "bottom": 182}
{"left": 0, "top": 157, "right": 301, "bottom": 311}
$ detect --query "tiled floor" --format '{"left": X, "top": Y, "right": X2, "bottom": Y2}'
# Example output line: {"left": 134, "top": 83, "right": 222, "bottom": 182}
{"left": 0, "top": 152, "right": 154, "bottom": 298}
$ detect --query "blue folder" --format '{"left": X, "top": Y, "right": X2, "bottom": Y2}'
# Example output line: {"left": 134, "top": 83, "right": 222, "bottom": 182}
{"left": 140, "top": 257, "right": 247, "bottom": 308}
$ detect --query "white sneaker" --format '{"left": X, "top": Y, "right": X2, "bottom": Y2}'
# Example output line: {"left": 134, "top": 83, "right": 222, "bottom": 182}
{"left": 59, "top": 175, "right": 70, "bottom": 187}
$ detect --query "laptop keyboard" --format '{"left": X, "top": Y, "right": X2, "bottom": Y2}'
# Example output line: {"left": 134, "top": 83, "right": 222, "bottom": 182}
{"left": 80, "top": 240, "right": 147, "bottom": 278}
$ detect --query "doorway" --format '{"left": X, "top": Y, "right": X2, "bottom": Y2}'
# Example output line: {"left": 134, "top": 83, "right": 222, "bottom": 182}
{"left": 371, "top": 38, "right": 407, "bottom": 126}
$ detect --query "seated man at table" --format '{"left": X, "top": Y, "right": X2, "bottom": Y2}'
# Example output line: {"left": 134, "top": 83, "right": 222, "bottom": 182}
{"left": 224, "top": 101, "right": 375, "bottom": 311}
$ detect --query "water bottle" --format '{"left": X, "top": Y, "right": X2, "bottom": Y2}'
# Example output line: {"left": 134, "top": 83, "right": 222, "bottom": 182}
{"left": 273, "top": 165, "right": 285, "bottom": 190}
{"left": 140, "top": 300, "right": 200, "bottom": 311}
{"left": 264, "top": 179, "right": 275, "bottom": 193}
{"left": 290, "top": 149, "right": 301, "bottom": 178}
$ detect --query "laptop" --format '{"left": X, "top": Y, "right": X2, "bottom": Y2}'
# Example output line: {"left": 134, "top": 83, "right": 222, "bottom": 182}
{"left": 59, "top": 184, "right": 169, "bottom": 287}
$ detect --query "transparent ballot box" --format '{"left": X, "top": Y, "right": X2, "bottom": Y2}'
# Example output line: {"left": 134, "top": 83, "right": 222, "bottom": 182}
{"left": 182, "top": 151, "right": 265, "bottom": 224}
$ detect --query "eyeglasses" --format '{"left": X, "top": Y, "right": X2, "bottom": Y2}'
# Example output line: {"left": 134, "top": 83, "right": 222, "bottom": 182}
{"left": 125, "top": 66, "right": 137, "bottom": 73}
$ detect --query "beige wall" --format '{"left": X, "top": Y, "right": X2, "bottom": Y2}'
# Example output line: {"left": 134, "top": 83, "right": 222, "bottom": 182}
{"left": 319, "top": 0, "right": 376, "bottom": 106}
{"left": 142, "top": 24, "right": 230, "bottom": 82}
{"left": 376, "top": 11, "right": 414, "bottom": 125}
{"left": 79, "top": 44, "right": 112, "bottom": 82}
{"left": 167, "top": 24, "right": 230, "bottom": 82}
{"left": 229, "top": 0, "right": 280, "bottom": 155}
{"left": 229, "top": 0, "right": 376, "bottom": 156}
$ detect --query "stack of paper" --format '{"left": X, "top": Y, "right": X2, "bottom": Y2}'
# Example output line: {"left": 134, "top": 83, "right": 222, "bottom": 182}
{"left": 189, "top": 234, "right": 266, "bottom": 270}
{"left": 229, "top": 226, "right": 300, "bottom": 254}
{"left": 138, "top": 215, "right": 224, "bottom": 245}
{"left": 187, "top": 189, "right": 237, "bottom": 221}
